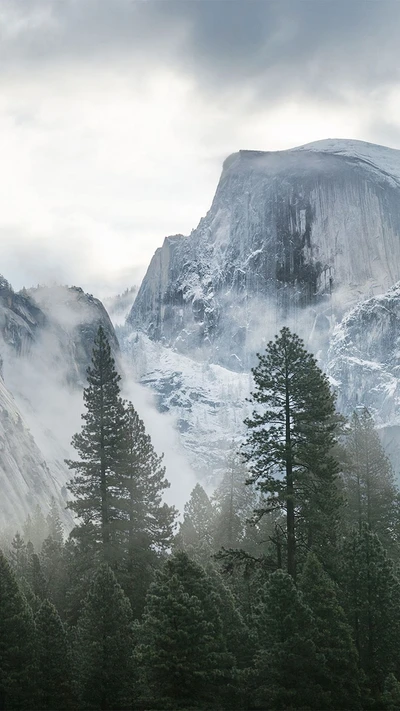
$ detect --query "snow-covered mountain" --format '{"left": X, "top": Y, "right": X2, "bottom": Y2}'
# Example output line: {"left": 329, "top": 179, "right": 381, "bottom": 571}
{"left": 5, "top": 137, "right": 400, "bottom": 524}
{"left": 122, "top": 139, "right": 400, "bottom": 478}
{"left": 127, "top": 139, "right": 400, "bottom": 371}
{"left": 0, "top": 280, "right": 117, "bottom": 530}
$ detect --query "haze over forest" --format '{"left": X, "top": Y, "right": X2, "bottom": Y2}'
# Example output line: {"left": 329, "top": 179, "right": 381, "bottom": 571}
{"left": 3, "top": 2, "right": 400, "bottom": 711}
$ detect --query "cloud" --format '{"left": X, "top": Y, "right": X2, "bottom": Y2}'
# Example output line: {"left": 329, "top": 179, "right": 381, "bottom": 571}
{"left": 2, "top": 1, "right": 399, "bottom": 104}
{"left": 0, "top": 1, "right": 400, "bottom": 298}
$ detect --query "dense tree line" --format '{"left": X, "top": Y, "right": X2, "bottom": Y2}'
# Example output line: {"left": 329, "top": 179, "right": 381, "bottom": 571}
{"left": 2, "top": 326, "right": 400, "bottom": 710}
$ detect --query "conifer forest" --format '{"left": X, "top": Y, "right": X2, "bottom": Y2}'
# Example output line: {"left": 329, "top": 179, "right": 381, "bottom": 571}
{"left": 3, "top": 325, "right": 400, "bottom": 711}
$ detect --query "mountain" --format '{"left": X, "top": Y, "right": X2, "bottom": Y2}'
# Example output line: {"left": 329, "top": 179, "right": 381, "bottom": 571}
{"left": 0, "top": 280, "right": 117, "bottom": 530}
{"left": 122, "top": 139, "right": 400, "bottom": 478}
{"left": 327, "top": 281, "right": 400, "bottom": 465}
{"left": 4, "top": 137, "right": 400, "bottom": 525}
{"left": 127, "top": 139, "right": 400, "bottom": 371}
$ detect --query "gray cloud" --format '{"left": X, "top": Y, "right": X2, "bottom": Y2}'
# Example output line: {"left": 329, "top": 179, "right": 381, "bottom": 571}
{"left": 2, "top": 1, "right": 400, "bottom": 105}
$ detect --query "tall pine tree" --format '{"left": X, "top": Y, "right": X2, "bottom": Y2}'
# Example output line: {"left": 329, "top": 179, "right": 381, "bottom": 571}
{"left": 243, "top": 327, "right": 342, "bottom": 578}
{"left": 66, "top": 326, "right": 128, "bottom": 564}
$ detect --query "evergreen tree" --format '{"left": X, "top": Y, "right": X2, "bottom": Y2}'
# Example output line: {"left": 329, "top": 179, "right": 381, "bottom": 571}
{"left": 23, "top": 504, "right": 48, "bottom": 551}
{"left": 299, "top": 552, "right": 362, "bottom": 709}
{"left": 243, "top": 327, "right": 342, "bottom": 578}
{"left": 340, "top": 527, "right": 400, "bottom": 697}
{"left": 381, "top": 674, "right": 400, "bottom": 711}
{"left": 136, "top": 551, "right": 232, "bottom": 709}
{"left": 8, "top": 532, "right": 29, "bottom": 582}
{"left": 253, "top": 568, "right": 328, "bottom": 710}
{"left": 35, "top": 599, "right": 73, "bottom": 710}
{"left": 117, "top": 402, "right": 176, "bottom": 615}
{"left": 212, "top": 449, "right": 257, "bottom": 550}
{"left": 66, "top": 326, "right": 129, "bottom": 564}
{"left": 0, "top": 551, "right": 35, "bottom": 710}
{"left": 40, "top": 533, "right": 67, "bottom": 615}
{"left": 342, "top": 409, "right": 400, "bottom": 553}
{"left": 74, "top": 564, "right": 134, "bottom": 710}
{"left": 174, "top": 483, "right": 215, "bottom": 562}
{"left": 46, "top": 497, "right": 64, "bottom": 544}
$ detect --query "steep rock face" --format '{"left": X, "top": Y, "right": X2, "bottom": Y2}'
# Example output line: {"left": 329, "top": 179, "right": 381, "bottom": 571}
{"left": 127, "top": 140, "right": 400, "bottom": 370}
{"left": 123, "top": 331, "right": 250, "bottom": 481}
{"left": 0, "top": 374, "right": 66, "bottom": 531}
{"left": 327, "top": 282, "right": 400, "bottom": 473}
{"left": 327, "top": 283, "right": 400, "bottom": 425}
{"left": 0, "top": 280, "right": 119, "bottom": 528}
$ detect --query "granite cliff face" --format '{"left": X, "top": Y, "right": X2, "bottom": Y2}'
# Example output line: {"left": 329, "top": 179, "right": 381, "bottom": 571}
{"left": 0, "top": 279, "right": 118, "bottom": 529}
{"left": 122, "top": 139, "right": 400, "bottom": 479}
{"left": 127, "top": 140, "right": 400, "bottom": 371}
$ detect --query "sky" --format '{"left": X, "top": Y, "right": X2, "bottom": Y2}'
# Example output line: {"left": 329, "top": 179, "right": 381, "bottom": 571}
{"left": 1, "top": 0, "right": 400, "bottom": 299}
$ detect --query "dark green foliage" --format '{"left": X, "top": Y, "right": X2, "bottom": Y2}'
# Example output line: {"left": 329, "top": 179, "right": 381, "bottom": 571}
{"left": 117, "top": 402, "right": 176, "bottom": 616}
{"left": 74, "top": 564, "right": 134, "bottom": 710}
{"left": 136, "top": 551, "right": 233, "bottom": 709}
{"left": 342, "top": 409, "right": 400, "bottom": 554}
{"left": 243, "top": 327, "right": 342, "bottom": 578}
{"left": 253, "top": 568, "right": 329, "bottom": 710}
{"left": 8, "top": 532, "right": 29, "bottom": 583}
{"left": 46, "top": 498, "right": 64, "bottom": 544}
{"left": 23, "top": 504, "right": 48, "bottom": 552}
{"left": 341, "top": 527, "right": 400, "bottom": 697}
{"left": 174, "top": 483, "right": 215, "bottom": 563}
{"left": 40, "top": 534, "right": 67, "bottom": 615}
{"left": 0, "top": 551, "right": 35, "bottom": 710}
{"left": 66, "top": 327, "right": 176, "bottom": 619}
{"left": 212, "top": 450, "right": 256, "bottom": 550}
{"left": 35, "top": 599, "right": 73, "bottom": 710}
{"left": 66, "top": 326, "right": 129, "bottom": 563}
{"left": 381, "top": 674, "right": 400, "bottom": 710}
{"left": 299, "top": 553, "right": 362, "bottom": 709}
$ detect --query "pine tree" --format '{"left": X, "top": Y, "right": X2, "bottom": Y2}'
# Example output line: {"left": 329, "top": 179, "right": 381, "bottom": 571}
{"left": 40, "top": 534, "right": 67, "bottom": 615}
{"left": 342, "top": 409, "right": 400, "bottom": 553}
{"left": 46, "top": 497, "right": 64, "bottom": 544}
{"left": 35, "top": 599, "right": 73, "bottom": 710}
{"left": 23, "top": 504, "right": 48, "bottom": 551}
{"left": 174, "top": 483, "right": 215, "bottom": 562}
{"left": 253, "top": 568, "right": 329, "bottom": 710}
{"left": 212, "top": 449, "right": 257, "bottom": 550}
{"left": 66, "top": 325, "right": 129, "bottom": 564}
{"left": 243, "top": 327, "right": 342, "bottom": 578}
{"left": 117, "top": 402, "right": 176, "bottom": 615}
{"left": 299, "top": 552, "right": 362, "bottom": 709}
{"left": 136, "top": 551, "right": 232, "bottom": 708}
{"left": 74, "top": 564, "right": 134, "bottom": 710}
{"left": 0, "top": 551, "right": 36, "bottom": 710}
{"left": 381, "top": 673, "right": 400, "bottom": 711}
{"left": 8, "top": 532, "right": 29, "bottom": 581}
{"left": 340, "top": 526, "right": 400, "bottom": 697}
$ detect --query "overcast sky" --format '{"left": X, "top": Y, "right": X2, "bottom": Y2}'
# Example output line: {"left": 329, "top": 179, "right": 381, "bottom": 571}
{"left": 1, "top": 0, "right": 400, "bottom": 298}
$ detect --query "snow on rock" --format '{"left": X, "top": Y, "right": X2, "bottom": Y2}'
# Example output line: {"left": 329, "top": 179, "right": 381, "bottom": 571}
{"left": 127, "top": 140, "right": 400, "bottom": 372}
{"left": 327, "top": 282, "right": 400, "bottom": 424}
{"left": 0, "top": 374, "right": 67, "bottom": 531}
{"left": 0, "top": 281, "right": 119, "bottom": 529}
{"left": 122, "top": 331, "right": 251, "bottom": 482}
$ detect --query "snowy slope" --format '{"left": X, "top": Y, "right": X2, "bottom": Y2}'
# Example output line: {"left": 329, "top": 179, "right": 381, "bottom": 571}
{"left": 127, "top": 139, "right": 400, "bottom": 372}
{"left": 0, "top": 281, "right": 119, "bottom": 528}
{"left": 122, "top": 331, "right": 251, "bottom": 482}
{"left": 0, "top": 374, "right": 68, "bottom": 531}
{"left": 327, "top": 282, "right": 400, "bottom": 424}
{"left": 121, "top": 139, "right": 400, "bottom": 483}
{"left": 295, "top": 139, "right": 400, "bottom": 186}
